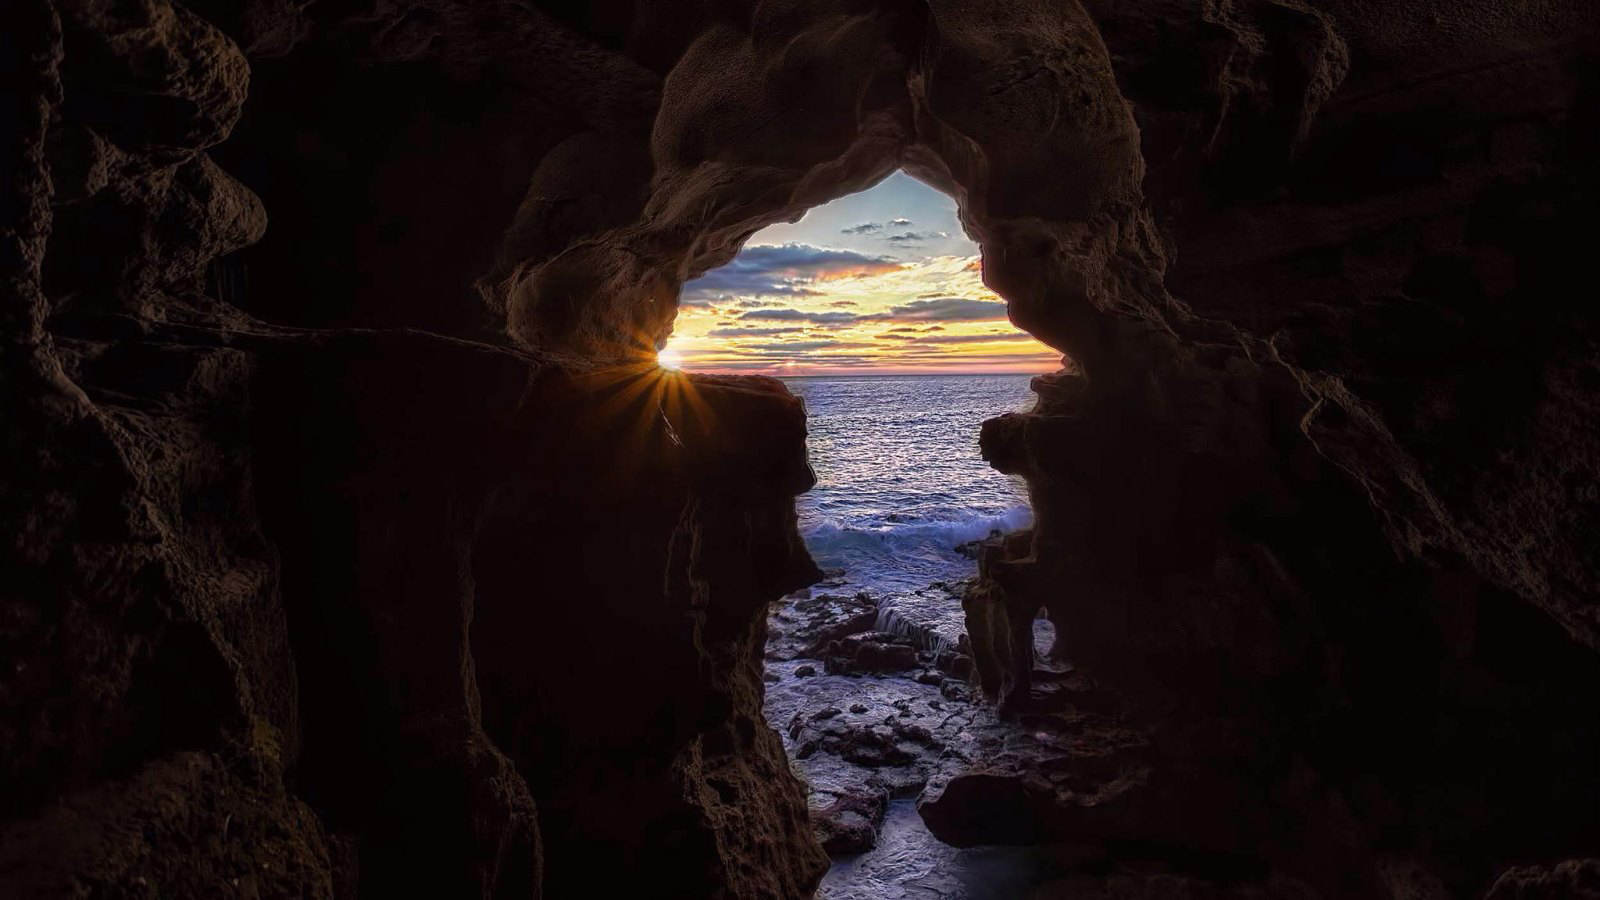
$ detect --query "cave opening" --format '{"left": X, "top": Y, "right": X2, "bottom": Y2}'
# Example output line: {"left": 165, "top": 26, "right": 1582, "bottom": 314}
{"left": 663, "top": 171, "right": 1067, "bottom": 887}
{"left": 13, "top": 2, "right": 1600, "bottom": 897}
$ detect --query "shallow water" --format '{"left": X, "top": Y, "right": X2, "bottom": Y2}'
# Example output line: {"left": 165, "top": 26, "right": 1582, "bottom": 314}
{"left": 766, "top": 375, "right": 1046, "bottom": 898}
{"left": 819, "top": 800, "right": 1056, "bottom": 900}
{"left": 783, "top": 374, "right": 1036, "bottom": 633}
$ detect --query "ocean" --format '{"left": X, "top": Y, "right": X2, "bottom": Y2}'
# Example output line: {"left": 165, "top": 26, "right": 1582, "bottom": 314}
{"left": 781, "top": 374, "right": 1037, "bottom": 646}
{"left": 766, "top": 373, "right": 1052, "bottom": 898}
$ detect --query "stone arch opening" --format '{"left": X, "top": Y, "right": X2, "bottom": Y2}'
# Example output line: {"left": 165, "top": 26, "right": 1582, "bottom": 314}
{"left": 462, "top": 133, "right": 1114, "bottom": 892}
{"left": 14, "top": 1, "right": 1600, "bottom": 899}
{"left": 655, "top": 169, "right": 1061, "bottom": 879}
{"left": 658, "top": 170, "right": 1059, "bottom": 377}
{"left": 221, "top": 6, "right": 1168, "bottom": 896}
{"left": 438, "top": 21, "right": 1155, "bottom": 879}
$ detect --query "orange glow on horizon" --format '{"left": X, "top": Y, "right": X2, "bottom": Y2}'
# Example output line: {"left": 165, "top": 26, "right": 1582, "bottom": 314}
{"left": 665, "top": 173, "right": 1059, "bottom": 375}
{"left": 665, "top": 252, "right": 1060, "bottom": 376}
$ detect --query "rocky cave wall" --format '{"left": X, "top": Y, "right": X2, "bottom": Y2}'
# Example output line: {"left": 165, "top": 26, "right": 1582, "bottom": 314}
{"left": 960, "top": 1, "right": 1600, "bottom": 894}
{"left": 2, "top": 0, "right": 1597, "bottom": 897}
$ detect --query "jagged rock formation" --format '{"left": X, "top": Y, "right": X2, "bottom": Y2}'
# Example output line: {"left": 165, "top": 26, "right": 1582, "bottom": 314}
{"left": 960, "top": 2, "right": 1600, "bottom": 896}
{"left": 2, "top": 0, "right": 1597, "bottom": 897}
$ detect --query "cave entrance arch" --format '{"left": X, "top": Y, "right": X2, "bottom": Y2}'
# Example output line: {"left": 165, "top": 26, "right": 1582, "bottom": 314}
{"left": 466, "top": 12, "right": 1152, "bottom": 895}
{"left": 650, "top": 169, "right": 1067, "bottom": 878}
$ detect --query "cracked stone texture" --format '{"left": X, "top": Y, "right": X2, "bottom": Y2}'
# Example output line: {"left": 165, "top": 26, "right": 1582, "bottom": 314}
{"left": 4, "top": 0, "right": 1599, "bottom": 896}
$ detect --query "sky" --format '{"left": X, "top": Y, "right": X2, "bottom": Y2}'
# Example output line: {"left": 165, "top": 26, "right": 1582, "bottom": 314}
{"left": 659, "top": 171, "right": 1062, "bottom": 375}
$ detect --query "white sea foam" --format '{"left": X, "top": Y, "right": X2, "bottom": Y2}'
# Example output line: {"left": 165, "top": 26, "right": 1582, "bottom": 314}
{"left": 770, "top": 373, "right": 1051, "bottom": 897}
{"left": 801, "top": 504, "right": 1032, "bottom": 558}
{"left": 874, "top": 604, "right": 962, "bottom": 655}
{"left": 781, "top": 374, "right": 1037, "bottom": 597}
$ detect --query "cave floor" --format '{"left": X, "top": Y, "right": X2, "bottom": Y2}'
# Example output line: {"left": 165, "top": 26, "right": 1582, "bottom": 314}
{"left": 817, "top": 799, "right": 1063, "bottom": 899}
{"left": 762, "top": 572, "right": 1069, "bottom": 897}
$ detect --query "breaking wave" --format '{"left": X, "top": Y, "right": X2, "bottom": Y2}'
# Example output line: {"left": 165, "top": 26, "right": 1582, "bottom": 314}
{"left": 801, "top": 504, "right": 1032, "bottom": 559}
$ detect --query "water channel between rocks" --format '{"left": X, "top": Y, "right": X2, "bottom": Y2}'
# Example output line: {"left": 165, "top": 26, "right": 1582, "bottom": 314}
{"left": 763, "top": 375, "right": 1059, "bottom": 897}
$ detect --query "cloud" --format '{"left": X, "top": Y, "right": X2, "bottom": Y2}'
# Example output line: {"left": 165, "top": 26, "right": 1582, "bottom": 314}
{"left": 915, "top": 333, "right": 1032, "bottom": 344}
{"left": 681, "top": 243, "right": 900, "bottom": 305}
{"left": 862, "top": 297, "right": 1007, "bottom": 323}
{"left": 889, "top": 218, "right": 912, "bottom": 226}
{"left": 742, "top": 340, "right": 876, "bottom": 352}
{"left": 841, "top": 223, "right": 883, "bottom": 234}
{"left": 736, "top": 308, "right": 862, "bottom": 325}
{"left": 697, "top": 355, "right": 889, "bottom": 371}
{"left": 705, "top": 326, "right": 807, "bottom": 337}
{"left": 884, "top": 230, "right": 950, "bottom": 248}
{"left": 720, "top": 297, "right": 1004, "bottom": 331}
{"left": 874, "top": 331, "right": 1029, "bottom": 345}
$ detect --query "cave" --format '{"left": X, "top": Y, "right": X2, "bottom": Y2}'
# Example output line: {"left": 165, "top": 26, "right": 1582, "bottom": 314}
{"left": 671, "top": 171, "right": 1062, "bottom": 888}
{"left": 4, "top": 1, "right": 1599, "bottom": 898}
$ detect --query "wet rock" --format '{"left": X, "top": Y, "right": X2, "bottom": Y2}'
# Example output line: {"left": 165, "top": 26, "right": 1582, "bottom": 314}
{"left": 811, "top": 787, "right": 890, "bottom": 856}
{"left": 954, "top": 529, "right": 1005, "bottom": 560}
{"left": 940, "top": 681, "right": 970, "bottom": 702}
{"left": 771, "top": 665, "right": 992, "bottom": 804}
{"left": 806, "top": 610, "right": 881, "bottom": 657}
{"left": 823, "top": 632, "right": 921, "bottom": 675}
{"left": 792, "top": 714, "right": 935, "bottom": 769}
{"left": 962, "top": 532, "right": 1041, "bottom": 708}
{"left": 816, "top": 807, "right": 877, "bottom": 856}
{"left": 918, "top": 670, "right": 1152, "bottom": 849}
{"left": 795, "top": 665, "right": 817, "bottom": 677}
{"left": 915, "top": 671, "right": 944, "bottom": 687}
{"left": 876, "top": 583, "right": 972, "bottom": 654}
{"left": 932, "top": 648, "right": 976, "bottom": 680}
{"left": 1485, "top": 859, "right": 1600, "bottom": 899}
{"left": 767, "top": 589, "right": 879, "bottom": 662}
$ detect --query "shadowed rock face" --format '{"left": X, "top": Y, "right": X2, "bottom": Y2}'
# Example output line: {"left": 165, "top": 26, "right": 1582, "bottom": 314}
{"left": 956, "top": 2, "right": 1600, "bottom": 894}
{"left": 2, "top": 0, "right": 1597, "bottom": 897}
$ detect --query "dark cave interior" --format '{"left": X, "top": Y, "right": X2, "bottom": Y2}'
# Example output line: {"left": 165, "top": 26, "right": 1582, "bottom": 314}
{"left": 3, "top": 0, "right": 1599, "bottom": 897}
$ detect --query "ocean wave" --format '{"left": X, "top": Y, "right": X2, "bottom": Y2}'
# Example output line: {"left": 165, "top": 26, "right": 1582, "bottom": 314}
{"left": 801, "top": 505, "right": 1033, "bottom": 557}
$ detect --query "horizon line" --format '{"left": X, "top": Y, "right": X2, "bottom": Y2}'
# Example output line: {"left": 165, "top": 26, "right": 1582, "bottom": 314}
{"left": 673, "top": 368, "right": 1057, "bottom": 377}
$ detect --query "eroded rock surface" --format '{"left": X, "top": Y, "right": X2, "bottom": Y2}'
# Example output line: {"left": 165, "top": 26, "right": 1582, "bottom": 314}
{"left": 3, "top": 0, "right": 1598, "bottom": 896}
{"left": 1486, "top": 860, "right": 1600, "bottom": 900}
{"left": 765, "top": 578, "right": 986, "bottom": 855}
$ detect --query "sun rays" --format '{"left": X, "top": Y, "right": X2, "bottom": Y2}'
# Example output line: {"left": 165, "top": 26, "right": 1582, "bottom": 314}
{"left": 576, "top": 353, "right": 718, "bottom": 464}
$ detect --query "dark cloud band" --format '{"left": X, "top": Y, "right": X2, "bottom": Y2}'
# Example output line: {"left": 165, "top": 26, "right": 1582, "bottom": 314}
{"left": 681, "top": 243, "right": 900, "bottom": 305}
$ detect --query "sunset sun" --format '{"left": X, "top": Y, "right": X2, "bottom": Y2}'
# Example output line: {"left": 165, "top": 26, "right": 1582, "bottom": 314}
{"left": 11, "top": 6, "right": 1572, "bottom": 897}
